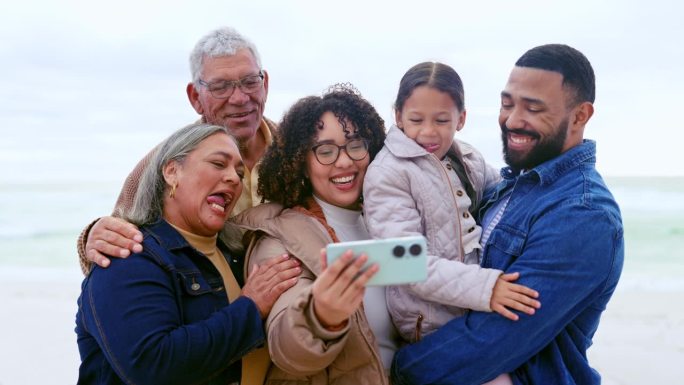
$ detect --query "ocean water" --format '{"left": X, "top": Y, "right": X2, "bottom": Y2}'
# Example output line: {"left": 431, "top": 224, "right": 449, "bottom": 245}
{"left": 1, "top": 176, "right": 682, "bottom": 279}
{"left": 604, "top": 177, "right": 684, "bottom": 291}
{"left": 0, "top": 181, "right": 121, "bottom": 267}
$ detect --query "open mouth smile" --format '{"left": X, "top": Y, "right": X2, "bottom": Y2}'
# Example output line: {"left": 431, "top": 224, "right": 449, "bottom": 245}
{"left": 331, "top": 174, "right": 356, "bottom": 185}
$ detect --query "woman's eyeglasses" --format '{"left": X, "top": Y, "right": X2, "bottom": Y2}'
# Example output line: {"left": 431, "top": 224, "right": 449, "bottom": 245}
{"left": 311, "top": 139, "right": 369, "bottom": 165}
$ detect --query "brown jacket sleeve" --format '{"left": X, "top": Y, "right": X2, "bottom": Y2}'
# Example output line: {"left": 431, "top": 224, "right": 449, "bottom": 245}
{"left": 76, "top": 147, "right": 156, "bottom": 275}
{"left": 247, "top": 234, "right": 350, "bottom": 376}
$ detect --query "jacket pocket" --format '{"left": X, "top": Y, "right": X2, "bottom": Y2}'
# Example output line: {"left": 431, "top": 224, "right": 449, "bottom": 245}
{"left": 328, "top": 314, "right": 376, "bottom": 379}
{"left": 176, "top": 270, "right": 227, "bottom": 323}
{"left": 483, "top": 224, "right": 527, "bottom": 267}
{"left": 178, "top": 270, "right": 213, "bottom": 296}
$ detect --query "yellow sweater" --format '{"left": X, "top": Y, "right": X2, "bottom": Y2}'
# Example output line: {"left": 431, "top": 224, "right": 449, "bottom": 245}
{"left": 171, "top": 224, "right": 270, "bottom": 385}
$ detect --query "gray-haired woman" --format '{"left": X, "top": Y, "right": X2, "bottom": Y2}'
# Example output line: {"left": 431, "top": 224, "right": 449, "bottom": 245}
{"left": 75, "top": 123, "right": 300, "bottom": 385}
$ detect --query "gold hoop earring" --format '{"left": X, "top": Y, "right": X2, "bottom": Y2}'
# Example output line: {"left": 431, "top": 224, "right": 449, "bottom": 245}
{"left": 169, "top": 183, "right": 177, "bottom": 198}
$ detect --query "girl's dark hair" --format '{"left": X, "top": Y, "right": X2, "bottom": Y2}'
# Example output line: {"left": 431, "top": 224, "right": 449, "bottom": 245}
{"left": 258, "top": 83, "right": 386, "bottom": 208}
{"left": 394, "top": 62, "right": 465, "bottom": 112}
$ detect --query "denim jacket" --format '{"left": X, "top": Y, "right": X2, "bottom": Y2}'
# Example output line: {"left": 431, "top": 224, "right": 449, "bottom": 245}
{"left": 75, "top": 219, "right": 264, "bottom": 385}
{"left": 391, "top": 140, "right": 624, "bottom": 385}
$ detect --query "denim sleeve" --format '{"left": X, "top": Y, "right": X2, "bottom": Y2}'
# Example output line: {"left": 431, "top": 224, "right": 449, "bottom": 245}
{"left": 80, "top": 251, "right": 264, "bottom": 384}
{"left": 391, "top": 204, "right": 623, "bottom": 385}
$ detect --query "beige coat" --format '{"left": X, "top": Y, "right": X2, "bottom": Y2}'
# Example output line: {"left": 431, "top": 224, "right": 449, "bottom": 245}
{"left": 234, "top": 202, "right": 389, "bottom": 385}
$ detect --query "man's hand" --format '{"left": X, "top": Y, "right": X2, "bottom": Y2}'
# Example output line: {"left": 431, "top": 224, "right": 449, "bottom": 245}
{"left": 86, "top": 217, "right": 143, "bottom": 268}
{"left": 490, "top": 272, "right": 541, "bottom": 321}
{"left": 241, "top": 254, "right": 301, "bottom": 318}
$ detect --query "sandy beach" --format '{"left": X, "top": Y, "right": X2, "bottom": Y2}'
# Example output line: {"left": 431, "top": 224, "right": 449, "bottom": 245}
{"left": 0, "top": 266, "right": 83, "bottom": 385}
{"left": 589, "top": 287, "right": 684, "bottom": 385}
{"left": 0, "top": 264, "right": 681, "bottom": 385}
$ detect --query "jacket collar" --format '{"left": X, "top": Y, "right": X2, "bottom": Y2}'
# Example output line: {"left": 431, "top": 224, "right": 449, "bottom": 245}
{"left": 144, "top": 218, "right": 231, "bottom": 253}
{"left": 293, "top": 197, "right": 340, "bottom": 244}
{"left": 144, "top": 219, "right": 193, "bottom": 251}
{"left": 501, "top": 139, "right": 597, "bottom": 185}
{"left": 234, "top": 201, "right": 335, "bottom": 276}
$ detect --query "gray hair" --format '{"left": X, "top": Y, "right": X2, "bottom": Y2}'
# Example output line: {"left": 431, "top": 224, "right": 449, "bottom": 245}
{"left": 124, "top": 122, "right": 245, "bottom": 252}
{"left": 125, "top": 123, "right": 229, "bottom": 226}
{"left": 189, "top": 27, "right": 262, "bottom": 84}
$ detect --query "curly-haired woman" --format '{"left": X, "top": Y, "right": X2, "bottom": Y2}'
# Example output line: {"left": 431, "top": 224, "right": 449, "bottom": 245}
{"left": 234, "top": 84, "right": 397, "bottom": 384}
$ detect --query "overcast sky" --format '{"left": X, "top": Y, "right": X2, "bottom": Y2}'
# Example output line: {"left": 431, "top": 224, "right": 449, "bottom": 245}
{"left": 2, "top": 0, "right": 682, "bottom": 184}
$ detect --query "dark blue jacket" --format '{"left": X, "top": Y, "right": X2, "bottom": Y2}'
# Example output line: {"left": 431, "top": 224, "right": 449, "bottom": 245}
{"left": 391, "top": 140, "right": 624, "bottom": 384}
{"left": 76, "top": 219, "right": 264, "bottom": 384}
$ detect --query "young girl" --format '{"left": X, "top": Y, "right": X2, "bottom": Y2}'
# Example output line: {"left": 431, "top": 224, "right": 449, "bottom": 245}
{"left": 363, "top": 62, "right": 540, "bottom": 384}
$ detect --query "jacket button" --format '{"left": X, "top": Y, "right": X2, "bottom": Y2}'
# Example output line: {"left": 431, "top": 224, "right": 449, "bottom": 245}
{"left": 467, "top": 227, "right": 475, "bottom": 233}
{"left": 191, "top": 283, "right": 200, "bottom": 291}
{"left": 463, "top": 212, "right": 470, "bottom": 219}
{"left": 456, "top": 190, "right": 464, "bottom": 197}
{"left": 445, "top": 163, "right": 452, "bottom": 170}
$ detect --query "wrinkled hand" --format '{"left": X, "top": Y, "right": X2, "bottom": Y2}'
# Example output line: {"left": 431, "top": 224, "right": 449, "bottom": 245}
{"left": 490, "top": 272, "right": 541, "bottom": 321}
{"left": 312, "top": 249, "right": 378, "bottom": 329}
{"left": 241, "top": 254, "right": 301, "bottom": 319}
{"left": 86, "top": 217, "right": 143, "bottom": 268}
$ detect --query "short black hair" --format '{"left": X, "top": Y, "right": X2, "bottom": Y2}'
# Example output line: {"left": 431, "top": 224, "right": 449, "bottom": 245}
{"left": 516, "top": 44, "right": 595, "bottom": 106}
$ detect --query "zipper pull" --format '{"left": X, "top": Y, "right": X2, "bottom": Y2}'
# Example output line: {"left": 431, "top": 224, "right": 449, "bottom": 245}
{"left": 414, "top": 313, "right": 424, "bottom": 342}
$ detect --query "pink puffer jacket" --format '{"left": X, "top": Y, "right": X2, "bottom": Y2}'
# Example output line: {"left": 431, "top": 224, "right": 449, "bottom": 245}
{"left": 363, "top": 125, "right": 503, "bottom": 341}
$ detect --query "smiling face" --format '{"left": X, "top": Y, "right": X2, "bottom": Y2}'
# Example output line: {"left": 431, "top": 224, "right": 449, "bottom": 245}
{"left": 499, "top": 66, "right": 584, "bottom": 170}
{"left": 163, "top": 132, "right": 244, "bottom": 236}
{"left": 187, "top": 49, "right": 269, "bottom": 143}
{"left": 396, "top": 85, "right": 465, "bottom": 160}
{"left": 306, "top": 111, "right": 369, "bottom": 210}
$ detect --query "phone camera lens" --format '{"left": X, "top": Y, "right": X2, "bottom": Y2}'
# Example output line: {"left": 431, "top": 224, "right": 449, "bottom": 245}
{"left": 393, "top": 245, "right": 405, "bottom": 258}
{"left": 409, "top": 244, "right": 422, "bottom": 256}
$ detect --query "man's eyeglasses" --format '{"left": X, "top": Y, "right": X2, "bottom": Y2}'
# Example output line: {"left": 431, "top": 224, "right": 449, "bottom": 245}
{"left": 198, "top": 71, "right": 264, "bottom": 99}
{"left": 311, "top": 139, "right": 369, "bottom": 165}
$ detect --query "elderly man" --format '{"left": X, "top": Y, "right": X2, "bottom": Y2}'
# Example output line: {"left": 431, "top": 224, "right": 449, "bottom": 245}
{"left": 78, "top": 27, "right": 273, "bottom": 269}
{"left": 391, "top": 44, "right": 624, "bottom": 385}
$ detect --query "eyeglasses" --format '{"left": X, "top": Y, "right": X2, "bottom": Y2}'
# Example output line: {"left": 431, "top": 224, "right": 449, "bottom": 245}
{"left": 311, "top": 139, "right": 369, "bottom": 165}
{"left": 197, "top": 71, "right": 264, "bottom": 98}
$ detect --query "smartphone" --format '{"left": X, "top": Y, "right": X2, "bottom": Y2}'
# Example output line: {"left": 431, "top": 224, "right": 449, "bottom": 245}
{"left": 325, "top": 235, "right": 428, "bottom": 286}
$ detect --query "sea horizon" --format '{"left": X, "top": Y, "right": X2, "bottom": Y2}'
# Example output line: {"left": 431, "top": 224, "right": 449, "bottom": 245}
{"left": 1, "top": 175, "right": 682, "bottom": 266}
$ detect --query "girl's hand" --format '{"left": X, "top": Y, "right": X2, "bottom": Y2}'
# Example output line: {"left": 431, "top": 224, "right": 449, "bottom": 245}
{"left": 490, "top": 272, "right": 541, "bottom": 321}
{"left": 312, "top": 249, "right": 378, "bottom": 330}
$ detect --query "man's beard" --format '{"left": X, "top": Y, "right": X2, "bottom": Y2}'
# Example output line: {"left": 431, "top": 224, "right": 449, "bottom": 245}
{"left": 501, "top": 117, "right": 568, "bottom": 170}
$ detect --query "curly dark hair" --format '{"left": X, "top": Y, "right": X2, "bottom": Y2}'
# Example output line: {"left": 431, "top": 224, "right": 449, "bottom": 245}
{"left": 258, "top": 83, "right": 386, "bottom": 208}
